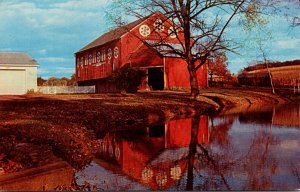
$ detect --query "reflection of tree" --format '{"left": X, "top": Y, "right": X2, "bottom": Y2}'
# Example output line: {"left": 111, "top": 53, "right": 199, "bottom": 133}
{"left": 196, "top": 144, "right": 232, "bottom": 190}
{"left": 185, "top": 115, "right": 232, "bottom": 190}
{"left": 186, "top": 115, "right": 199, "bottom": 190}
{"left": 240, "top": 130, "right": 278, "bottom": 190}
{"left": 184, "top": 115, "right": 281, "bottom": 190}
{"left": 290, "top": 164, "right": 300, "bottom": 185}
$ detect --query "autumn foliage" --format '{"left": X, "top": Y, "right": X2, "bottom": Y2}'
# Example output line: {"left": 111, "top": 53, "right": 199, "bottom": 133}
{"left": 207, "top": 52, "right": 233, "bottom": 86}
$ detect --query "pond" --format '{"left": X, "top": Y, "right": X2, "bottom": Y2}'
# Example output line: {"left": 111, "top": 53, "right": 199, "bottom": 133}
{"left": 0, "top": 101, "right": 299, "bottom": 190}
{"left": 75, "top": 101, "right": 300, "bottom": 190}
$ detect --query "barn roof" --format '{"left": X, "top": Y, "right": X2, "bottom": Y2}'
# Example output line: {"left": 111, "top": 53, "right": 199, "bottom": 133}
{"left": 77, "top": 15, "right": 152, "bottom": 53}
{"left": 0, "top": 52, "right": 38, "bottom": 66}
{"left": 145, "top": 40, "right": 198, "bottom": 58}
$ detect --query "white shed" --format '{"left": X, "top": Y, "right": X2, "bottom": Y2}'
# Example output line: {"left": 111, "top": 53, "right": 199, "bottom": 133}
{"left": 0, "top": 52, "right": 39, "bottom": 95}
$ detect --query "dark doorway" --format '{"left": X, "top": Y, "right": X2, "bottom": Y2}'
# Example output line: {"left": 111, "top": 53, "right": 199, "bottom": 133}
{"left": 148, "top": 125, "right": 165, "bottom": 138}
{"left": 148, "top": 67, "right": 164, "bottom": 90}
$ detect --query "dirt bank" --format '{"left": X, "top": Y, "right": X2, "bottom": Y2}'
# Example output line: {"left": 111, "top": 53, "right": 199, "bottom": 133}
{"left": 199, "top": 87, "right": 292, "bottom": 110}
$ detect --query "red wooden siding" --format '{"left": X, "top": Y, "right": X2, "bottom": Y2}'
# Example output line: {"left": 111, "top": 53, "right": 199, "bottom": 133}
{"left": 166, "top": 116, "right": 209, "bottom": 148}
{"left": 165, "top": 58, "right": 208, "bottom": 89}
{"left": 76, "top": 40, "right": 121, "bottom": 82}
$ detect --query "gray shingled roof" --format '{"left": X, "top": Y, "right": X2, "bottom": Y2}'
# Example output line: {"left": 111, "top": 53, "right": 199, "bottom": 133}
{"left": 76, "top": 15, "right": 152, "bottom": 53}
{"left": 0, "top": 52, "right": 38, "bottom": 65}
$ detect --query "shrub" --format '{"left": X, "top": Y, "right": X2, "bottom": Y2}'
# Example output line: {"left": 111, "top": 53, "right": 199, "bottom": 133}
{"left": 26, "top": 89, "right": 35, "bottom": 94}
{"left": 110, "top": 65, "right": 146, "bottom": 93}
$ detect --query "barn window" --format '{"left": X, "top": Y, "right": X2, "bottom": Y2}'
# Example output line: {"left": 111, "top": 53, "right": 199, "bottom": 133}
{"left": 101, "top": 50, "right": 106, "bottom": 62}
{"left": 97, "top": 51, "right": 101, "bottom": 63}
{"left": 107, "top": 48, "right": 112, "bottom": 60}
{"left": 80, "top": 57, "right": 84, "bottom": 67}
{"left": 89, "top": 54, "right": 93, "bottom": 64}
{"left": 77, "top": 58, "right": 80, "bottom": 67}
{"left": 114, "top": 47, "right": 119, "bottom": 59}
{"left": 93, "top": 53, "right": 96, "bottom": 63}
{"left": 85, "top": 56, "right": 88, "bottom": 66}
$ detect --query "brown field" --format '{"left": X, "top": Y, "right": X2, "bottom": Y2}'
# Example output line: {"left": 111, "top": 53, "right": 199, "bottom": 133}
{"left": 248, "top": 65, "right": 300, "bottom": 86}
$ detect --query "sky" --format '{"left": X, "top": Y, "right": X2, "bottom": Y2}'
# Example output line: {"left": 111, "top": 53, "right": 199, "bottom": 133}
{"left": 0, "top": 0, "right": 299, "bottom": 79}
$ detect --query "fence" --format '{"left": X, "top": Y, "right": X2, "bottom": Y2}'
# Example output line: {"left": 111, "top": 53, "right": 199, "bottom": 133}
{"left": 37, "top": 86, "right": 95, "bottom": 94}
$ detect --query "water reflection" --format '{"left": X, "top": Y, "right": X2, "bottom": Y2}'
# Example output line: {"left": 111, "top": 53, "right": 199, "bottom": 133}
{"left": 77, "top": 101, "right": 300, "bottom": 190}
{"left": 2, "top": 102, "right": 298, "bottom": 190}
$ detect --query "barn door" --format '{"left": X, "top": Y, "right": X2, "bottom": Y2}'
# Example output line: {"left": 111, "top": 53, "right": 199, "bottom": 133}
{"left": 148, "top": 67, "right": 164, "bottom": 90}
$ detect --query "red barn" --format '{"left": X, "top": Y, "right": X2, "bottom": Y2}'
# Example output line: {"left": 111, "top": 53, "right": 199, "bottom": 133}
{"left": 75, "top": 12, "right": 208, "bottom": 93}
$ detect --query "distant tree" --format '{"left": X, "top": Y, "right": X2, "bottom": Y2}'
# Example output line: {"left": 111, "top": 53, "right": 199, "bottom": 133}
{"left": 67, "top": 74, "right": 77, "bottom": 86}
{"left": 60, "top": 77, "right": 69, "bottom": 86}
{"left": 45, "top": 77, "right": 67, "bottom": 86}
{"left": 207, "top": 52, "right": 232, "bottom": 86}
{"left": 37, "top": 77, "right": 47, "bottom": 86}
{"left": 43, "top": 75, "right": 77, "bottom": 86}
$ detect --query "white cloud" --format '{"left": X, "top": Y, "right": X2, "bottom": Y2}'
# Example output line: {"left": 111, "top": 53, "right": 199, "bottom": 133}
{"left": 38, "top": 57, "right": 68, "bottom": 63}
{"left": 38, "top": 49, "right": 47, "bottom": 54}
{"left": 51, "top": 0, "right": 108, "bottom": 10}
{"left": 0, "top": 48, "right": 13, "bottom": 52}
{"left": 0, "top": 0, "right": 106, "bottom": 29}
{"left": 276, "top": 39, "right": 300, "bottom": 49}
{"left": 38, "top": 66, "right": 74, "bottom": 78}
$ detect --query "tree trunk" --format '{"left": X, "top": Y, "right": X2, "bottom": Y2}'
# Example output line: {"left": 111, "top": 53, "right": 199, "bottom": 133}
{"left": 188, "top": 62, "right": 200, "bottom": 98}
{"left": 210, "top": 73, "right": 213, "bottom": 87}
{"left": 266, "top": 62, "right": 275, "bottom": 94}
{"left": 260, "top": 46, "right": 275, "bottom": 94}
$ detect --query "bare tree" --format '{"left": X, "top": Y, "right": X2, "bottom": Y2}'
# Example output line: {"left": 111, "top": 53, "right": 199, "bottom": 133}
{"left": 258, "top": 45, "right": 276, "bottom": 94}
{"left": 108, "top": 0, "right": 269, "bottom": 98}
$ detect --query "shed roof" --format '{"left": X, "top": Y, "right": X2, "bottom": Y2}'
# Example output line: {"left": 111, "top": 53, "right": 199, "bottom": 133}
{"left": 76, "top": 14, "right": 154, "bottom": 53}
{"left": 0, "top": 52, "right": 38, "bottom": 66}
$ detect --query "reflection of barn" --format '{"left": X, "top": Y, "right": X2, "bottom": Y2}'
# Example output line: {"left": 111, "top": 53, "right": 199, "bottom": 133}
{"left": 75, "top": 12, "right": 207, "bottom": 93}
{"left": 94, "top": 116, "right": 209, "bottom": 190}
